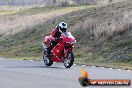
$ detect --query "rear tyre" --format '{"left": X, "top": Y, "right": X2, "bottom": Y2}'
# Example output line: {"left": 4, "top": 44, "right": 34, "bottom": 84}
{"left": 43, "top": 50, "right": 53, "bottom": 66}
{"left": 63, "top": 51, "right": 74, "bottom": 68}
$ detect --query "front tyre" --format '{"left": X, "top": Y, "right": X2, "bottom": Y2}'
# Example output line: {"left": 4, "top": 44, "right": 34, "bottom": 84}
{"left": 43, "top": 50, "right": 53, "bottom": 66}
{"left": 63, "top": 51, "right": 74, "bottom": 68}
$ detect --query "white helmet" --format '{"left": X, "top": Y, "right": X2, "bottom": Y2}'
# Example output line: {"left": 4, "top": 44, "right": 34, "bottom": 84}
{"left": 58, "top": 22, "right": 67, "bottom": 33}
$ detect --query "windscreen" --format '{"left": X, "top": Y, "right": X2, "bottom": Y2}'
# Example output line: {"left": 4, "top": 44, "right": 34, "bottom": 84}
{"left": 63, "top": 32, "right": 75, "bottom": 39}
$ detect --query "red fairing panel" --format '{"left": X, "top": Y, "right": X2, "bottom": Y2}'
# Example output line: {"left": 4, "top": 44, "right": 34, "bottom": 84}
{"left": 51, "top": 42, "right": 64, "bottom": 62}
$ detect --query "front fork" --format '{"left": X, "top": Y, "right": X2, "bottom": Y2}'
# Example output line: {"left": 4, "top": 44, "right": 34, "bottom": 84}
{"left": 64, "top": 48, "right": 72, "bottom": 58}
{"left": 42, "top": 43, "right": 51, "bottom": 58}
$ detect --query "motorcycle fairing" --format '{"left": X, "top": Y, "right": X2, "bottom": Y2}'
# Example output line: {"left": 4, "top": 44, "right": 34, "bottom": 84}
{"left": 51, "top": 42, "right": 64, "bottom": 62}
{"left": 61, "top": 32, "right": 76, "bottom": 43}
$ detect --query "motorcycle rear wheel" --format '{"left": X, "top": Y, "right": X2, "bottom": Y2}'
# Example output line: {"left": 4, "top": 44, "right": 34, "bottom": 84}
{"left": 63, "top": 51, "right": 74, "bottom": 68}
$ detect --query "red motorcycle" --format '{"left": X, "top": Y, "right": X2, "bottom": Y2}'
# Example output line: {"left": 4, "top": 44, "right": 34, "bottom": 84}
{"left": 42, "top": 32, "right": 76, "bottom": 68}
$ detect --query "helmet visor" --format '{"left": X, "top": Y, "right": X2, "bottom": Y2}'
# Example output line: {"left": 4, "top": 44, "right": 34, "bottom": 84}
{"left": 60, "top": 28, "right": 67, "bottom": 32}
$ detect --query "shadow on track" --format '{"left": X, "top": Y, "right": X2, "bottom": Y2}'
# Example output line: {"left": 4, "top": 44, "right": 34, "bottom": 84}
{"left": 4, "top": 65, "right": 66, "bottom": 69}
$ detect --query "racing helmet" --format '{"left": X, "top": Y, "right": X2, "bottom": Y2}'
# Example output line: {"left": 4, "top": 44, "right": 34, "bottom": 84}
{"left": 57, "top": 22, "right": 67, "bottom": 33}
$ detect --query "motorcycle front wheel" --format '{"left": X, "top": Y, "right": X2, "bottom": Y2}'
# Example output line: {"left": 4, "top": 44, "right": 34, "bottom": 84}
{"left": 43, "top": 50, "right": 53, "bottom": 66}
{"left": 63, "top": 51, "right": 74, "bottom": 68}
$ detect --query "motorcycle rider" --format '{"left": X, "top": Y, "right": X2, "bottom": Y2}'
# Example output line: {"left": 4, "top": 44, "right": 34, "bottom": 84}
{"left": 44, "top": 22, "right": 68, "bottom": 57}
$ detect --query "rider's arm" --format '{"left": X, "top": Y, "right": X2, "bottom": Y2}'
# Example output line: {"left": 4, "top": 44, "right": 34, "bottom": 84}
{"left": 51, "top": 28, "right": 57, "bottom": 38}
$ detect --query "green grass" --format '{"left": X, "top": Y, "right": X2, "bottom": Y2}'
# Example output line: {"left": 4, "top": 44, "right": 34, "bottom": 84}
{"left": 75, "top": 60, "right": 132, "bottom": 70}
{"left": 74, "top": 52, "right": 132, "bottom": 70}
{"left": 0, "top": 7, "right": 57, "bottom": 16}
{"left": 0, "top": 5, "right": 95, "bottom": 16}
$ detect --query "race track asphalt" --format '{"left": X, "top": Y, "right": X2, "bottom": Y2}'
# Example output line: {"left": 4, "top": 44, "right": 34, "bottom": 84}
{"left": 0, "top": 58, "right": 131, "bottom": 88}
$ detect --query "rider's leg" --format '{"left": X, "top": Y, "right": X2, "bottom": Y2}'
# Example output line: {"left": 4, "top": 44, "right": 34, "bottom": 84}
{"left": 46, "top": 40, "right": 58, "bottom": 57}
